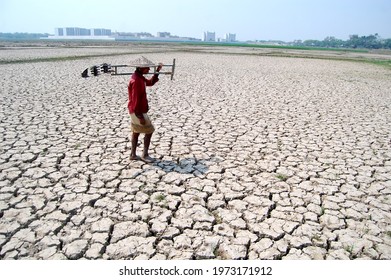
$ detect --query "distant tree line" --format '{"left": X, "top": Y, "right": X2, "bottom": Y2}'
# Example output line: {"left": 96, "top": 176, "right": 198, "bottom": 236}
{"left": 0, "top": 32, "right": 49, "bottom": 40}
{"left": 293, "top": 33, "right": 391, "bottom": 49}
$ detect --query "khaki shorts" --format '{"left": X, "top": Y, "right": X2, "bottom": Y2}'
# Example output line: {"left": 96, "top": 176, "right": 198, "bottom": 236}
{"left": 130, "top": 113, "right": 155, "bottom": 134}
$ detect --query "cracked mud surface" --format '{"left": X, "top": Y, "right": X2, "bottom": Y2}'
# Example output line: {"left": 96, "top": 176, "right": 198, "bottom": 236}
{"left": 1, "top": 48, "right": 391, "bottom": 259}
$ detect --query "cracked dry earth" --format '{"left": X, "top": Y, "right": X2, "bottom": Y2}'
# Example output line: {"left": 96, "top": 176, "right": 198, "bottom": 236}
{"left": 1, "top": 50, "right": 391, "bottom": 260}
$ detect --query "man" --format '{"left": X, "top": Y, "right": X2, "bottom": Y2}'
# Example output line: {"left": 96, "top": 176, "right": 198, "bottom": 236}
{"left": 128, "top": 56, "right": 162, "bottom": 162}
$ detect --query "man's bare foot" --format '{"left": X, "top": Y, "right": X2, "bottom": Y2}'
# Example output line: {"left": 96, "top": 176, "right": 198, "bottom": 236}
{"left": 141, "top": 155, "right": 155, "bottom": 163}
{"left": 130, "top": 155, "right": 140, "bottom": 160}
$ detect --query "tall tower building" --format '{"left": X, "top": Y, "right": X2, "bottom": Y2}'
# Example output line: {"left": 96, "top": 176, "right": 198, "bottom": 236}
{"left": 225, "top": 33, "right": 236, "bottom": 42}
{"left": 203, "top": 31, "right": 216, "bottom": 42}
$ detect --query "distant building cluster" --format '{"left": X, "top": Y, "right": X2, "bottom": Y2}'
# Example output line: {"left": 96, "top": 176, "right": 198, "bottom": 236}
{"left": 203, "top": 31, "right": 236, "bottom": 42}
{"left": 46, "top": 27, "right": 237, "bottom": 42}
{"left": 113, "top": 31, "right": 199, "bottom": 42}
{"left": 50, "top": 27, "right": 113, "bottom": 40}
{"left": 47, "top": 27, "right": 201, "bottom": 42}
{"left": 55, "top": 27, "right": 111, "bottom": 36}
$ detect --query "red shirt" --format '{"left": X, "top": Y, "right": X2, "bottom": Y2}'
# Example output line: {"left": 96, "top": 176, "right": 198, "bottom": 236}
{"left": 128, "top": 71, "right": 159, "bottom": 116}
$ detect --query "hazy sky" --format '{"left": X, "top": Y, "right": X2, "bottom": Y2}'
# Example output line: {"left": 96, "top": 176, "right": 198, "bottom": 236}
{"left": 1, "top": 0, "right": 390, "bottom": 41}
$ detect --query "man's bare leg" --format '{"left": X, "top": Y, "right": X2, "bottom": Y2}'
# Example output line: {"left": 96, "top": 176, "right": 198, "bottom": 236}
{"left": 130, "top": 132, "right": 140, "bottom": 160}
{"left": 142, "top": 133, "right": 154, "bottom": 162}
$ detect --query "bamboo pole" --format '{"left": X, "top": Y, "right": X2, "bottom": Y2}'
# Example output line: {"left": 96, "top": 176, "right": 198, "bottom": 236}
{"left": 110, "top": 59, "right": 176, "bottom": 80}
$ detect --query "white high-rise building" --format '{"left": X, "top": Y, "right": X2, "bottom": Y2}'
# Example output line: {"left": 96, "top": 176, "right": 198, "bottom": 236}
{"left": 91, "top": 28, "right": 111, "bottom": 36}
{"left": 225, "top": 33, "right": 236, "bottom": 42}
{"left": 203, "top": 31, "right": 215, "bottom": 42}
{"left": 55, "top": 28, "right": 63, "bottom": 36}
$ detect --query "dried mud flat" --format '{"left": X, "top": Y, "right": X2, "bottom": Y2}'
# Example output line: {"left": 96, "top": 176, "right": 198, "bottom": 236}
{"left": 1, "top": 45, "right": 391, "bottom": 260}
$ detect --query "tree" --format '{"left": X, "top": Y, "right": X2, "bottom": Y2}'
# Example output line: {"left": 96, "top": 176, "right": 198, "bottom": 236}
{"left": 383, "top": 39, "right": 391, "bottom": 49}
{"left": 346, "top": 34, "right": 383, "bottom": 49}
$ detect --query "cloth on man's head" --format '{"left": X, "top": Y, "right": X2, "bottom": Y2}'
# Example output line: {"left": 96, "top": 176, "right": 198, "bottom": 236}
{"left": 129, "top": 56, "right": 157, "bottom": 68}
